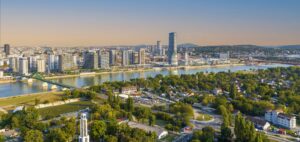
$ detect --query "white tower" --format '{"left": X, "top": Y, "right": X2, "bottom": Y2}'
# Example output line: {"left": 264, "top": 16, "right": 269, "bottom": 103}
{"left": 79, "top": 113, "right": 89, "bottom": 142}
{"left": 168, "top": 32, "right": 178, "bottom": 66}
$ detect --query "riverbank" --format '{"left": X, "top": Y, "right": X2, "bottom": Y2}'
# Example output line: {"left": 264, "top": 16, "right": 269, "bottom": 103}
{"left": 0, "top": 79, "right": 16, "bottom": 84}
{"left": 0, "top": 91, "right": 64, "bottom": 111}
{"left": 44, "top": 63, "right": 245, "bottom": 80}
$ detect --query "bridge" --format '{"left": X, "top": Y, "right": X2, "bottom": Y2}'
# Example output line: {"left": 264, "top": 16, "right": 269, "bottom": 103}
{"left": 22, "top": 73, "right": 78, "bottom": 89}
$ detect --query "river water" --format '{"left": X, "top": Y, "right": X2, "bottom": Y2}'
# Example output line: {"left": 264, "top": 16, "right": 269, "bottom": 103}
{"left": 0, "top": 64, "right": 291, "bottom": 97}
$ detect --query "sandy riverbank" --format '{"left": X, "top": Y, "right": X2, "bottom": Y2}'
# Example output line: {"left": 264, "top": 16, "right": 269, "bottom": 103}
{"left": 0, "top": 80, "right": 17, "bottom": 84}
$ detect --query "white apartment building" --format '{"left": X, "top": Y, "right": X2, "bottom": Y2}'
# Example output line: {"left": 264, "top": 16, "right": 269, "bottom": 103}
{"left": 265, "top": 110, "right": 296, "bottom": 129}
{"left": 37, "top": 59, "right": 46, "bottom": 73}
{"left": 19, "top": 58, "right": 29, "bottom": 75}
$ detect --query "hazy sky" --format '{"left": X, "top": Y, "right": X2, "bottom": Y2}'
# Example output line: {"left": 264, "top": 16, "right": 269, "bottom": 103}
{"left": 1, "top": 0, "right": 300, "bottom": 46}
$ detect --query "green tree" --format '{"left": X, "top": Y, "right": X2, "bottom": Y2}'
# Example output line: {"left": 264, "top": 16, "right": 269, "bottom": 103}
{"left": 47, "top": 128, "right": 68, "bottom": 142}
{"left": 229, "top": 83, "right": 238, "bottom": 99}
{"left": 0, "top": 135, "right": 5, "bottom": 142}
{"left": 126, "top": 97, "right": 134, "bottom": 112}
{"left": 201, "top": 126, "right": 215, "bottom": 142}
{"left": 91, "top": 120, "right": 107, "bottom": 140}
{"left": 148, "top": 115, "right": 156, "bottom": 126}
{"left": 24, "top": 130, "right": 43, "bottom": 142}
{"left": 234, "top": 112, "right": 256, "bottom": 142}
{"left": 219, "top": 124, "right": 233, "bottom": 142}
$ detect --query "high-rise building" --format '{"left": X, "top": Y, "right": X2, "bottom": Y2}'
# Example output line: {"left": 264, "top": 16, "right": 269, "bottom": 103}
{"left": 79, "top": 113, "right": 90, "bottom": 142}
{"left": 127, "top": 50, "right": 134, "bottom": 65}
{"left": 58, "top": 54, "right": 77, "bottom": 72}
{"left": 4, "top": 44, "right": 10, "bottom": 56}
{"left": 83, "top": 51, "right": 98, "bottom": 69}
{"left": 168, "top": 32, "right": 178, "bottom": 66}
{"left": 47, "top": 54, "right": 57, "bottom": 71}
{"left": 100, "top": 51, "right": 110, "bottom": 69}
{"left": 122, "top": 50, "right": 129, "bottom": 66}
{"left": 138, "top": 49, "right": 145, "bottom": 65}
{"left": 37, "top": 59, "right": 46, "bottom": 73}
{"left": 109, "top": 50, "right": 117, "bottom": 66}
{"left": 9, "top": 57, "right": 19, "bottom": 72}
{"left": 19, "top": 58, "right": 29, "bottom": 75}
{"left": 157, "top": 41, "right": 162, "bottom": 56}
{"left": 184, "top": 52, "right": 189, "bottom": 66}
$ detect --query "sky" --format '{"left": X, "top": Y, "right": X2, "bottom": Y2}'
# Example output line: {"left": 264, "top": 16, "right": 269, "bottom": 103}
{"left": 0, "top": 0, "right": 300, "bottom": 47}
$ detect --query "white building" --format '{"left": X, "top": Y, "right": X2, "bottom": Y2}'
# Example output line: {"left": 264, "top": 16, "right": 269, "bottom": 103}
{"left": 0, "top": 70, "right": 3, "bottom": 78}
{"left": 128, "top": 121, "right": 168, "bottom": 140}
{"left": 265, "top": 110, "right": 296, "bottom": 129}
{"left": 79, "top": 113, "right": 90, "bottom": 142}
{"left": 37, "top": 59, "right": 46, "bottom": 73}
{"left": 19, "top": 58, "right": 29, "bottom": 75}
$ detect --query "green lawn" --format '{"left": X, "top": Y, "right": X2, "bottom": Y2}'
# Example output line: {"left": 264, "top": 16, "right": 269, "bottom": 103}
{"left": 196, "top": 113, "right": 213, "bottom": 121}
{"left": 156, "top": 119, "right": 168, "bottom": 127}
{"left": 38, "top": 101, "right": 94, "bottom": 119}
{"left": 0, "top": 92, "right": 64, "bottom": 109}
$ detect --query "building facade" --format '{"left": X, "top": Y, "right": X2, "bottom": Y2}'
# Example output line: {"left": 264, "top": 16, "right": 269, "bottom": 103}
{"left": 4, "top": 44, "right": 10, "bottom": 56}
{"left": 168, "top": 32, "right": 178, "bottom": 66}
{"left": 79, "top": 113, "right": 90, "bottom": 142}
{"left": 19, "top": 58, "right": 29, "bottom": 75}
{"left": 138, "top": 49, "right": 145, "bottom": 65}
{"left": 37, "top": 59, "right": 46, "bottom": 73}
{"left": 265, "top": 110, "right": 296, "bottom": 129}
{"left": 58, "top": 54, "right": 77, "bottom": 72}
{"left": 100, "top": 51, "right": 110, "bottom": 69}
{"left": 83, "top": 51, "right": 98, "bottom": 69}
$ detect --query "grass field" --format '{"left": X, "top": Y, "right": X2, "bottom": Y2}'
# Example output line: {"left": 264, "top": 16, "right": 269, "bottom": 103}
{"left": 0, "top": 92, "right": 64, "bottom": 109}
{"left": 38, "top": 101, "right": 94, "bottom": 119}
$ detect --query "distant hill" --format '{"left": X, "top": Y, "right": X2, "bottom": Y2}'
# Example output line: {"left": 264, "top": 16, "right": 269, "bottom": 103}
{"left": 277, "top": 45, "right": 300, "bottom": 49}
{"left": 178, "top": 43, "right": 199, "bottom": 48}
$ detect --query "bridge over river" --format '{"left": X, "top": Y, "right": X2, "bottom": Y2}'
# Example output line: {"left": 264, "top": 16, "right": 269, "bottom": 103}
{"left": 21, "top": 73, "right": 78, "bottom": 89}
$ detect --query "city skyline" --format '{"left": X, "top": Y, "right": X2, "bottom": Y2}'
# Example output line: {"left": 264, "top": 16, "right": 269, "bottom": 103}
{"left": 1, "top": 0, "right": 300, "bottom": 46}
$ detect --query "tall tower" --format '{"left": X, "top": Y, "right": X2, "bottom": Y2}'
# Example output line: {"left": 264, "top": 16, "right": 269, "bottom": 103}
{"left": 4, "top": 44, "right": 10, "bottom": 56}
{"left": 122, "top": 50, "right": 129, "bottom": 66}
{"left": 157, "top": 41, "right": 162, "bottom": 56}
{"left": 19, "top": 58, "right": 29, "bottom": 75}
{"left": 79, "top": 113, "right": 90, "bottom": 142}
{"left": 138, "top": 49, "right": 145, "bottom": 65}
{"left": 168, "top": 32, "right": 178, "bottom": 66}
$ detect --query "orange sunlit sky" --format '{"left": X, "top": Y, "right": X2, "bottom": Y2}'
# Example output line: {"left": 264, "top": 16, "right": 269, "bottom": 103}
{"left": 1, "top": 0, "right": 300, "bottom": 47}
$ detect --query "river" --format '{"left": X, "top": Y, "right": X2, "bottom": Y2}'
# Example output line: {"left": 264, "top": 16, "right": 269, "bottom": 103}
{"left": 0, "top": 64, "right": 291, "bottom": 97}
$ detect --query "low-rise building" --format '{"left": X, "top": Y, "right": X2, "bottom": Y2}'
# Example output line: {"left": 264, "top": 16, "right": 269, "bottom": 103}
{"left": 247, "top": 116, "right": 270, "bottom": 130}
{"left": 127, "top": 121, "right": 168, "bottom": 139}
{"left": 265, "top": 110, "right": 296, "bottom": 129}
{"left": 121, "top": 86, "right": 137, "bottom": 94}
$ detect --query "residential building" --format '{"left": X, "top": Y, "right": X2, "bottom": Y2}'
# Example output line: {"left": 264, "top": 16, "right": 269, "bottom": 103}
{"left": 99, "top": 51, "right": 110, "bottom": 69}
{"left": 9, "top": 57, "right": 19, "bottom": 72}
{"left": 184, "top": 52, "right": 189, "bottom": 66}
{"left": 58, "top": 54, "right": 77, "bottom": 72}
{"left": 109, "top": 50, "right": 117, "bottom": 66}
{"left": 37, "top": 59, "right": 46, "bottom": 73}
{"left": 19, "top": 58, "right": 29, "bottom": 75}
{"left": 265, "top": 110, "right": 296, "bottom": 129}
{"left": 168, "top": 32, "right": 178, "bottom": 66}
{"left": 138, "top": 49, "right": 145, "bottom": 65}
{"left": 157, "top": 41, "right": 162, "bottom": 56}
{"left": 247, "top": 116, "right": 270, "bottom": 130}
{"left": 122, "top": 50, "right": 129, "bottom": 66}
{"left": 83, "top": 51, "right": 98, "bottom": 69}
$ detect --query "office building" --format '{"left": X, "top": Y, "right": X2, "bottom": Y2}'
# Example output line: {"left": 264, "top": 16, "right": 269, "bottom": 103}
{"left": 100, "top": 51, "right": 110, "bottom": 69}
{"left": 122, "top": 50, "right": 129, "bottom": 66}
{"left": 58, "top": 54, "right": 77, "bottom": 72}
{"left": 79, "top": 113, "right": 90, "bottom": 142}
{"left": 4, "top": 44, "right": 10, "bottom": 56}
{"left": 138, "top": 49, "right": 145, "bottom": 65}
{"left": 19, "top": 58, "right": 29, "bottom": 75}
{"left": 37, "top": 59, "right": 46, "bottom": 73}
{"left": 83, "top": 51, "right": 98, "bottom": 69}
{"left": 132, "top": 51, "right": 139, "bottom": 64}
{"left": 168, "top": 32, "right": 178, "bottom": 66}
